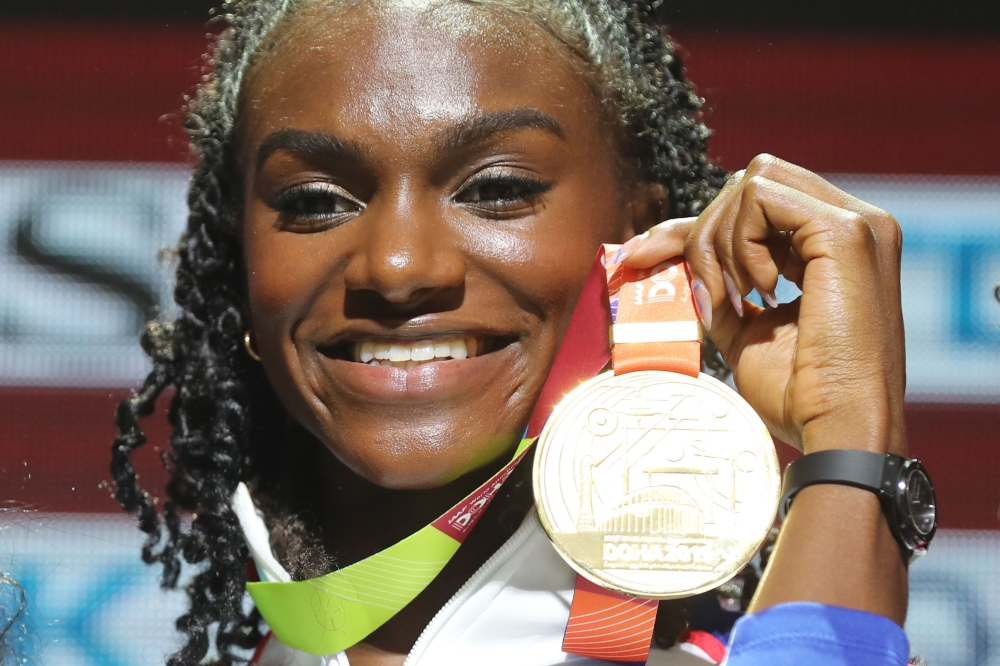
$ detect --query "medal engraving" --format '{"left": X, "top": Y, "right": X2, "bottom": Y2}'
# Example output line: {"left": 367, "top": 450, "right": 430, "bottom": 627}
{"left": 534, "top": 370, "right": 780, "bottom": 599}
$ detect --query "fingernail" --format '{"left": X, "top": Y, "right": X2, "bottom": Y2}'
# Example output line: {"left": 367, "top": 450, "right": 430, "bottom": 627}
{"left": 691, "top": 278, "right": 713, "bottom": 331}
{"left": 762, "top": 289, "right": 779, "bottom": 309}
{"left": 722, "top": 271, "right": 743, "bottom": 317}
{"left": 615, "top": 231, "right": 649, "bottom": 263}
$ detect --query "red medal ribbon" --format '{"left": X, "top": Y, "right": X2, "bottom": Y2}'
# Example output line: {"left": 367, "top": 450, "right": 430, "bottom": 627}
{"left": 532, "top": 245, "right": 701, "bottom": 664}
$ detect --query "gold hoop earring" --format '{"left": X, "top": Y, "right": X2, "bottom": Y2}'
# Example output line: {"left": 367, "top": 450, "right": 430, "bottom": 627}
{"left": 244, "top": 330, "right": 261, "bottom": 362}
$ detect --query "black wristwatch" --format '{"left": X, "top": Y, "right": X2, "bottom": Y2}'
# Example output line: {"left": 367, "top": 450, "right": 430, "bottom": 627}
{"left": 779, "top": 450, "right": 937, "bottom": 562}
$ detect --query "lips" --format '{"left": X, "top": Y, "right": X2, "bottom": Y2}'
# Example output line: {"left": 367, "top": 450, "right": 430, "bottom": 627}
{"left": 351, "top": 335, "right": 483, "bottom": 370}
{"left": 313, "top": 330, "right": 521, "bottom": 404}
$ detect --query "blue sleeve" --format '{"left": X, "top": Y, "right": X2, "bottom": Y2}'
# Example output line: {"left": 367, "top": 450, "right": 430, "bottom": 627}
{"left": 725, "top": 602, "right": 910, "bottom": 666}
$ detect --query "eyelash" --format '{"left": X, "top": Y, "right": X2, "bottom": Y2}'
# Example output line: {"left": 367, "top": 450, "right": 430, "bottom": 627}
{"left": 454, "top": 169, "right": 551, "bottom": 217}
{"left": 270, "top": 182, "right": 363, "bottom": 231}
{"left": 269, "top": 169, "right": 551, "bottom": 231}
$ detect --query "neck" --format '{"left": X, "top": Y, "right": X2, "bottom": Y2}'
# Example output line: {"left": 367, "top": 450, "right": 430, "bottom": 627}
{"left": 314, "top": 434, "right": 525, "bottom": 562}
{"left": 279, "top": 428, "right": 534, "bottom": 660}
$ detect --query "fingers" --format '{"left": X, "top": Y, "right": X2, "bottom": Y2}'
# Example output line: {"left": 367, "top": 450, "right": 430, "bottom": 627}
{"left": 616, "top": 154, "right": 905, "bottom": 451}
{"left": 701, "top": 157, "right": 842, "bottom": 307}
{"left": 780, "top": 245, "right": 807, "bottom": 289}
{"left": 618, "top": 153, "right": 901, "bottom": 336}
{"left": 684, "top": 154, "right": 900, "bottom": 315}
{"left": 684, "top": 172, "right": 749, "bottom": 325}
{"left": 710, "top": 174, "right": 785, "bottom": 310}
{"left": 733, "top": 154, "right": 888, "bottom": 223}
{"left": 736, "top": 176, "right": 875, "bottom": 263}
{"left": 706, "top": 171, "right": 761, "bottom": 309}
{"left": 619, "top": 216, "right": 697, "bottom": 267}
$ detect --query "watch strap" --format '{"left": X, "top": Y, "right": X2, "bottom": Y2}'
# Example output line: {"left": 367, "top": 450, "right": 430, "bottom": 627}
{"left": 779, "top": 449, "right": 899, "bottom": 520}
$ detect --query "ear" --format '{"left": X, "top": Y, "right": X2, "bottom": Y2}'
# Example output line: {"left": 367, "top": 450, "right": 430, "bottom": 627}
{"left": 620, "top": 182, "right": 670, "bottom": 241}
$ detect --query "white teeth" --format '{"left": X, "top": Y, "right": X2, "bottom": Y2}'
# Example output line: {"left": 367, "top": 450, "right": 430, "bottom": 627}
{"left": 412, "top": 343, "right": 435, "bottom": 361}
{"left": 360, "top": 341, "right": 375, "bottom": 363}
{"left": 353, "top": 336, "right": 486, "bottom": 367}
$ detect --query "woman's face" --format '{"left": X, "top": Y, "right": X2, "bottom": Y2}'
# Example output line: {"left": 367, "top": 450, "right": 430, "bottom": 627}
{"left": 239, "top": 1, "right": 657, "bottom": 489}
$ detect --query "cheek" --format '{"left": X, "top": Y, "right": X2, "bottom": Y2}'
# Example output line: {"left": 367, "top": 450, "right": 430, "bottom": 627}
{"left": 463, "top": 187, "right": 623, "bottom": 322}
{"left": 243, "top": 206, "right": 338, "bottom": 342}
{"left": 242, "top": 209, "right": 349, "bottom": 434}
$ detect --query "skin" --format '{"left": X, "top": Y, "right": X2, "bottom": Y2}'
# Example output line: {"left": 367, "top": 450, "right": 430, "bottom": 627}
{"left": 238, "top": 3, "right": 909, "bottom": 664}
{"left": 240, "top": 4, "right": 661, "bottom": 661}
{"left": 623, "top": 156, "right": 909, "bottom": 620}
{"left": 241, "top": 3, "right": 652, "bottom": 491}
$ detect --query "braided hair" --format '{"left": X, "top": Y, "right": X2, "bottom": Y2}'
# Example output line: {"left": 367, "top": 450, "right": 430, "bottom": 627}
{"left": 111, "top": 0, "right": 740, "bottom": 663}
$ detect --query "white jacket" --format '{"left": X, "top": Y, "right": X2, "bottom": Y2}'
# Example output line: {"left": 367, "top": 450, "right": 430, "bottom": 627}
{"left": 239, "top": 500, "right": 723, "bottom": 666}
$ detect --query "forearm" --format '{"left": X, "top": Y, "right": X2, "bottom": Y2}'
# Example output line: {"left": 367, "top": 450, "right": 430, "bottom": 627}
{"left": 748, "top": 483, "right": 908, "bottom": 624}
{"left": 629, "top": 155, "right": 914, "bottom": 627}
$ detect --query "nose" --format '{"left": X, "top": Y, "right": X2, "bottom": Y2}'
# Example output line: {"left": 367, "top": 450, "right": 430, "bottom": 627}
{"left": 343, "top": 192, "right": 465, "bottom": 307}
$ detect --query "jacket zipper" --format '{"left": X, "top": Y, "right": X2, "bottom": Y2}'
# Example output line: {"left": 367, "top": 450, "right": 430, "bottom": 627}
{"left": 402, "top": 511, "right": 539, "bottom": 666}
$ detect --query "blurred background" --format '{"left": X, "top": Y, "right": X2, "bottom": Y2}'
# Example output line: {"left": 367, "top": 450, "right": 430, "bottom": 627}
{"left": 0, "top": 1, "right": 998, "bottom": 664}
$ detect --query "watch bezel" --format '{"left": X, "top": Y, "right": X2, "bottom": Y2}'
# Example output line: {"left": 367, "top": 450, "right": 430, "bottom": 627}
{"left": 885, "top": 457, "right": 936, "bottom": 555}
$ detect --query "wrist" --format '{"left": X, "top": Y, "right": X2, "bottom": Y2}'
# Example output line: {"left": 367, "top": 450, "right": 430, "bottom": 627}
{"left": 801, "top": 407, "right": 907, "bottom": 457}
{"left": 756, "top": 483, "right": 909, "bottom": 624}
{"left": 780, "top": 448, "right": 937, "bottom": 564}
{"left": 792, "top": 483, "right": 910, "bottom": 571}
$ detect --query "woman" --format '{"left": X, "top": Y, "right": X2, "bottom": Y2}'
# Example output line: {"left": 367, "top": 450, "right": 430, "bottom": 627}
{"left": 111, "top": 0, "right": 914, "bottom": 664}
{"left": 0, "top": 573, "right": 28, "bottom": 666}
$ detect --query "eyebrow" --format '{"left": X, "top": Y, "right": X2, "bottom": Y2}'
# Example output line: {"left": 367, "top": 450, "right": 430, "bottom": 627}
{"left": 255, "top": 128, "right": 367, "bottom": 173}
{"left": 434, "top": 108, "right": 565, "bottom": 155}
{"left": 254, "top": 108, "right": 565, "bottom": 172}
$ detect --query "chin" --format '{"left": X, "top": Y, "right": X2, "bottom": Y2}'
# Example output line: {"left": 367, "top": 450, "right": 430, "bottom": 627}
{"left": 325, "top": 417, "right": 522, "bottom": 490}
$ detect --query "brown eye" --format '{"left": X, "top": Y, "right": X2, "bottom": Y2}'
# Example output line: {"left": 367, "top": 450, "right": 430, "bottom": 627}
{"left": 271, "top": 182, "right": 363, "bottom": 231}
{"left": 459, "top": 177, "right": 546, "bottom": 203}
{"left": 455, "top": 169, "right": 551, "bottom": 218}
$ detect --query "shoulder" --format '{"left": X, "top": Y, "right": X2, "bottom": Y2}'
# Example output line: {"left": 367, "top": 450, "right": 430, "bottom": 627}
{"left": 250, "top": 513, "right": 727, "bottom": 666}
{"left": 726, "top": 603, "right": 910, "bottom": 666}
{"left": 251, "top": 631, "right": 724, "bottom": 666}
{"left": 252, "top": 632, "right": 327, "bottom": 666}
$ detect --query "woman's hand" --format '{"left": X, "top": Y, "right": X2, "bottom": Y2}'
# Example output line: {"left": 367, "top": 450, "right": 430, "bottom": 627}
{"left": 623, "top": 154, "right": 910, "bottom": 622}
{"left": 622, "top": 154, "right": 907, "bottom": 456}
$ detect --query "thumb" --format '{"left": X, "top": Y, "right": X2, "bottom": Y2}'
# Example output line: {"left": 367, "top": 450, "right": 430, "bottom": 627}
{"left": 704, "top": 300, "right": 801, "bottom": 443}
{"left": 620, "top": 217, "right": 697, "bottom": 268}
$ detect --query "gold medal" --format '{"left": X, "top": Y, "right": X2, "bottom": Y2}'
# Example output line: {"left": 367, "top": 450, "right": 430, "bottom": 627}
{"left": 534, "top": 248, "right": 780, "bottom": 602}
{"left": 534, "top": 369, "right": 779, "bottom": 599}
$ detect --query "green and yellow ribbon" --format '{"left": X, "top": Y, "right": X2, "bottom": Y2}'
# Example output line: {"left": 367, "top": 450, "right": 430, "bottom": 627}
{"left": 246, "top": 437, "right": 535, "bottom": 655}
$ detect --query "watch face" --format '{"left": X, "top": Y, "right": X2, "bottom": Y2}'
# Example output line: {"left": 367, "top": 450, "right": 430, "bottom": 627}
{"left": 906, "top": 467, "right": 936, "bottom": 536}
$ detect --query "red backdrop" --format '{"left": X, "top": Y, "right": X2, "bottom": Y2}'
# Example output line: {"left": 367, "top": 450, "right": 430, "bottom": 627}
{"left": 2, "top": 24, "right": 998, "bottom": 172}
{"left": 1, "top": 23, "right": 997, "bottom": 528}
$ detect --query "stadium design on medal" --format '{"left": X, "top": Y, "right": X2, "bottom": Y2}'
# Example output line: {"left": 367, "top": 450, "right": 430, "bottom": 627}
{"left": 534, "top": 371, "right": 780, "bottom": 599}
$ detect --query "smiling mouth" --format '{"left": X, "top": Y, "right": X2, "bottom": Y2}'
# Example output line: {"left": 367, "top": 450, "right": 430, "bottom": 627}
{"left": 319, "top": 334, "right": 517, "bottom": 370}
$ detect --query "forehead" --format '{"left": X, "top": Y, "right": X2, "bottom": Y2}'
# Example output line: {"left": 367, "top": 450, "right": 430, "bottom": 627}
{"left": 239, "top": 0, "right": 603, "bottom": 156}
